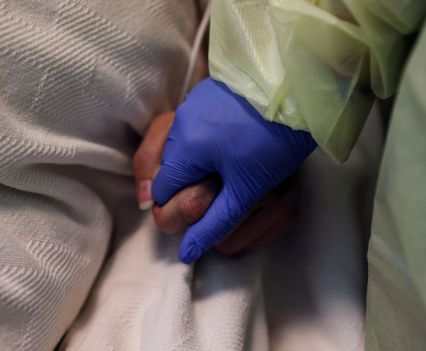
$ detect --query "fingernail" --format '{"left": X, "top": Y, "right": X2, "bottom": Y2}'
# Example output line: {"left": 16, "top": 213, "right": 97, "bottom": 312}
{"left": 138, "top": 180, "right": 154, "bottom": 210}
{"left": 179, "top": 243, "right": 201, "bottom": 264}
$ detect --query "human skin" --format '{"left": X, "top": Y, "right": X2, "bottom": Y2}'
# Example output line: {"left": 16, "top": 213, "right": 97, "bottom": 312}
{"left": 133, "top": 112, "right": 297, "bottom": 256}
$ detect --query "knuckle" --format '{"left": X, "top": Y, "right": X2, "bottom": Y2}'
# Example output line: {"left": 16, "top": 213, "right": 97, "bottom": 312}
{"left": 152, "top": 205, "right": 188, "bottom": 234}
{"left": 180, "top": 192, "right": 209, "bottom": 224}
{"left": 152, "top": 207, "right": 167, "bottom": 230}
{"left": 152, "top": 207, "right": 177, "bottom": 234}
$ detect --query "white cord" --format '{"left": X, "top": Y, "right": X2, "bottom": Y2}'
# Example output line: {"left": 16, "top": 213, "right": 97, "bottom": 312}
{"left": 178, "top": 1, "right": 212, "bottom": 104}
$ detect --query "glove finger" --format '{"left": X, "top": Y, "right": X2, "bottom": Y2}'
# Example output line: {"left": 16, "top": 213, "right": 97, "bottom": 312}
{"left": 152, "top": 161, "right": 209, "bottom": 206}
{"left": 178, "top": 186, "right": 249, "bottom": 264}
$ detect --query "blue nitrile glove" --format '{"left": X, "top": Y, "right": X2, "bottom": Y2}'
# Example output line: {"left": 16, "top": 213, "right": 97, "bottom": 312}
{"left": 152, "top": 78, "right": 316, "bottom": 264}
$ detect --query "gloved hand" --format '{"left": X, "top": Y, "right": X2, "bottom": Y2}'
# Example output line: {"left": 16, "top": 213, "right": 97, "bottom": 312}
{"left": 152, "top": 78, "right": 317, "bottom": 264}
{"left": 134, "top": 112, "right": 299, "bottom": 258}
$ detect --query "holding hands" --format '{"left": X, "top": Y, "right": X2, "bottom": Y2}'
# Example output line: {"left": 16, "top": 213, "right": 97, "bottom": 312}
{"left": 134, "top": 78, "right": 316, "bottom": 264}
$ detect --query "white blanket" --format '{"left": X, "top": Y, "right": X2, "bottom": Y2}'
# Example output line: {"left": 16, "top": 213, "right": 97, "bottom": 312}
{"left": 60, "top": 108, "right": 382, "bottom": 351}
{"left": 0, "top": 1, "right": 202, "bottom": 349}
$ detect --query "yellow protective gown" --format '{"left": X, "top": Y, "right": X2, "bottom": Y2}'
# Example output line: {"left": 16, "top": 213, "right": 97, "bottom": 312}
{"left": 366, "top": 25, "right": 426, "bottom": 350}
{"left": 209, "top": 0, "right": 425, "bottom": 162}
{"left": 209, "top": 1, "right": 426, "bottom": 349}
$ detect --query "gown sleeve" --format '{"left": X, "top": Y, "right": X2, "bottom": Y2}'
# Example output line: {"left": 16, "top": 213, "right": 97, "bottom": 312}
{"left": 208, "top": 0, "right": 426, "bottom": 161}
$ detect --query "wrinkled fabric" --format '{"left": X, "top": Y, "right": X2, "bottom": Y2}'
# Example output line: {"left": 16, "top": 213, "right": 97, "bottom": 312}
{"left": 366, "top": 23, "right": 426, "bottom": 351}
{"left": 0, "top": 1, "right": 202, "bottom": 350}
{"left": 209, "top": 0, "right": 426, "bottom": 161}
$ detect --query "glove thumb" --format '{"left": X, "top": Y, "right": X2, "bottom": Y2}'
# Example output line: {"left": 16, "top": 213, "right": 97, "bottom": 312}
{"left": 178, "top": 185, "right": 249, "bottom": 264}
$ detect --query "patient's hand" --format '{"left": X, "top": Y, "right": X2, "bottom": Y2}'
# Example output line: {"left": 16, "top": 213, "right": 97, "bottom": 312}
{"left": 133, "top": 112, "right": 297, "bottom": 256}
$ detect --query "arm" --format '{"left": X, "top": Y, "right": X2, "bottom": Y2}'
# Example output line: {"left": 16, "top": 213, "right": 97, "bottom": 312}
{"left": 209, "top": 0, "right": 426, "bottom": 161}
